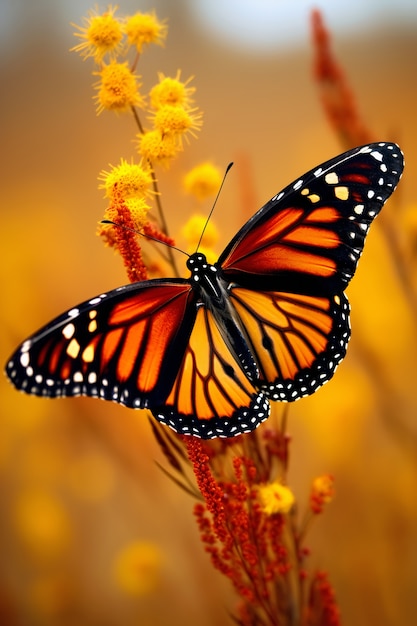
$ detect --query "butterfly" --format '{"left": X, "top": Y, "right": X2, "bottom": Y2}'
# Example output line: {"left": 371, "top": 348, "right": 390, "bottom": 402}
{"left": 5, "top": 142, "right": 404, "bottom": 439}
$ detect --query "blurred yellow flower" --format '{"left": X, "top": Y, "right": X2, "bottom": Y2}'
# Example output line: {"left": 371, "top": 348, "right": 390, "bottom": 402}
{"left": 138, "top": 129, "right": 181, "bottom": 166}
{"left": 99, "top": 159, "right": 153, "bottom": 200}
{"left": 114, "top": 540, "right": 163, "bottom": 595}
{"left": 181, "top": 214, "right": 219, "bottom": 250}
{"left": 310, "top": 474, "right": 335, "bottom": 514}
{"left": 258, "top": 481, "right": 295, "bottom": 515}
{"left": 13, "top": 489, "right": 72, "bottom": 561}
{"left": 71, "top": 5, "right": 123, "bottom": 62}
{"left": 124, "top": 11, "right": 168, "bottom": 52}
{"left": 152, "top": 105, "right": 202, "bottom": 142}
{"left": 183, "top": 162, "right": 223, "bottom": 200}
{"left": 95, "top": 62, "right": 143, "bottom": 114}
{"left": 150, "top": 71, "right": 195, "bottom": 109}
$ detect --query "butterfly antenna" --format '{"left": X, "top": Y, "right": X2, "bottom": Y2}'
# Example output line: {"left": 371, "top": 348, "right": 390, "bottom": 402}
{"left": 196, "top": 162, "right": 233, "bottom": 253}
{"left": 101, "top": 220, "right": 189, "bottom": 257}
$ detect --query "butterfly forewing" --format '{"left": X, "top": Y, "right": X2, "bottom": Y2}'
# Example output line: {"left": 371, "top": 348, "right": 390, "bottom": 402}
{"left": 219, "top": 143, "right": 404, "bottom": 294}
{"left": 6, "top": 281, "right": 197, "bottom": 407}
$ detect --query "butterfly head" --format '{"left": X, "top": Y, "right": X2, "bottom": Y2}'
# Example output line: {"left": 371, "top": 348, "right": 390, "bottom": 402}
{"left": 187, "top": 252, "right": 215, "bottom": 281}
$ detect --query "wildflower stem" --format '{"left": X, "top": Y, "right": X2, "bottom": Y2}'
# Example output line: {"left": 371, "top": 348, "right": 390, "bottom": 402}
{"left": 130, "top": 104, "right": 145, "bottom": 134}
{"left": 130, "top": 105, "right": 180, "bottom": 276}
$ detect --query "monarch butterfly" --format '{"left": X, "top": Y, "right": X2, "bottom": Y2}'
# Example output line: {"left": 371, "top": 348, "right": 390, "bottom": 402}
{"left": 5, "top": 142, "right": 404, "bottom": 438}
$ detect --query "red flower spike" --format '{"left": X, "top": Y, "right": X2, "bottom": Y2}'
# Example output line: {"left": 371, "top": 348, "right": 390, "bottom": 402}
{"left": 311, "top": 9, "right": 372, "bottom": 148}
{"left": 102, "top": 201, "right": 149, "bottom": 283}
{"left": 304, "top": 571, "right": 341, "bottom": 626}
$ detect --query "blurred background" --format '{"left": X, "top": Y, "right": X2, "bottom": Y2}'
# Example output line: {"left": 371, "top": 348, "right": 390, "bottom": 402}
{"left": 1, "top": 0, "right": 417, "bottom": 624}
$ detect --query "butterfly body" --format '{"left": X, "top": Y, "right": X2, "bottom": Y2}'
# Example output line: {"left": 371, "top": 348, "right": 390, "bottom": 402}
{"left": 6, "top": 142, "right": 404, "bottom": 438}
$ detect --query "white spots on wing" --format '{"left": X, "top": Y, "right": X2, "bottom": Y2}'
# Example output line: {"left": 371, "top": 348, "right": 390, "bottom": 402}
{"left": 354, "top": 204, "right": 364, "bottom": 215}
{"left": 367, "top": 190, "right": 375, "bottom": 199}
{"left": 370, "top": 150, "right": 383, "bottom": 162}
{"left": 62, "top": 323, "right": 75, "bottom": 339}
{"left": 73, "top": 372, "right": 83, "bottom": 383}
{"left": 20, "top": 351, "right": 30, "bottom": 368}
{"left": 325, "top": 171, "right": 339, "bottom": 185}
{"left": 88, "top": 372, "right": 97, "bottom": 384}
{"left": 314, "top": 167, "right": 323, "bottom": 177}
{"left": 293, "top": 179, "right": 303, "bottom": 190}
{"left": 89, "top": 296, "right": 105, "bottom": 305}
{"left": 68, "top": 308, "right": 79, "bottom": 318}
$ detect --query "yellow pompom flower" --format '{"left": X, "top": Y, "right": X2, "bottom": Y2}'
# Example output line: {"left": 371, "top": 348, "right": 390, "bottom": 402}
{"left": 71, "top": 5, "right": 123, "bottom": 62}
{"left": 150, "top": 71, "right": 196, "bottom": 109}
{"left": 114, "top": 541, "right": 163, "bottom": 595}
{"left": 124, "top": 197, "right": 152, "bottom": 229}
{"left": 258, "top": 481, "right": 295, "bottom": 515}
{"left": 138, "top": 130, "right": 181, "bottom": 166}
{"left": 124, "top": 11, "right": 168, "bottom": 52}
{"left": 183, "top": 162, "right": 223, "bottom": 200}
{"left": 99, "top": 159, "right": 153, "bottom": 200}
{"left": 94, "top": 62, "right": 143, "bottom": 114}
{"left": 152, "top": 105, "right": 202, "bottom": 144}
{"left": 181, "top": 214, "right": 219, "bottom": 249}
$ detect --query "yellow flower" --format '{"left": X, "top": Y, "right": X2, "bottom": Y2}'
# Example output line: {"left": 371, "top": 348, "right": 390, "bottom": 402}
{"left": 183, "top": 162, "right": 223, "bottom": 200}
{"left": 310, "top": 474, "right": 335, "bottom": 514}
{"left": 114, "top": 541, "right": 163, "bottom": 595}
{"left": 152, "top": 105, "right": 203, "bottom": 143}
{"left": 99, "top": 159, "right": 153, "bottom": 200}
{"left": 138, "top": 130, "right": 181, "bottom": 166}
{"left": 124, "top": 11, "right": 168, "bottom": 52}
{"left": 150, "top": 71, "right": 195, "bottom": 109}
{"left": 181, "top": 214, "right": 219, "bottom": 250}
{"left": 71, "top": 5, "right": 123, "bottom": 62}
{"left": 258, "top": 481, "right": 295, "bottom": 515}
{"left": 124, "top": 197, "right": 152, "bottom": 229}
{"left": 94, "top": 62, "right": 143, "bottom": 114}
{"left": 13, "top": 489, "right": 72, "bottom": 561}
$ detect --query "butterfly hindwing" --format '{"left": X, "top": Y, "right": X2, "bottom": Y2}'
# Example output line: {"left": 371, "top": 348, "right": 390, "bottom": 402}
{"left": 6, "top": 281, "right": 197, "bottom": 408}
{"left": 229, "top": 287, "right": 350, "bottom": 401}
{"left": 152, "top": 305, "right": 269, "bottom": 438}
{"left": 219, "top": 143, "right": 404, "bottom": 294}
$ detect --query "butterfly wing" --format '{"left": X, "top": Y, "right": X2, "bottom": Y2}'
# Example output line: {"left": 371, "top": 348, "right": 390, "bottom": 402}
{"left": 6, "top": 279, "right": 268, "bottom": 438}
{"left": 219, "top": 142, "right": 404, "bottom": 294}
{"left": 6, "top": 280, "right": 197, "bottom": 408}
{"left": 218, "top": 142, "right": 403, "bottom": 401}
{"left": 152, "top": 305, "right": 269, "bottom": 438}
{"left": 229, "top": 287, "right": 349, "bottom": 401}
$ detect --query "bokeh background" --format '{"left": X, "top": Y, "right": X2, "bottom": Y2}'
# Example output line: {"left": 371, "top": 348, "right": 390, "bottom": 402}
{"left": 1, "top": 1, "right": 417, "bottom": 624}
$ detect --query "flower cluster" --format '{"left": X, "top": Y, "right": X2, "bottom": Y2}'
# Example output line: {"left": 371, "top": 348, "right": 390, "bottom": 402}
{"left": 72, "top": 5, "right": 214, "bottom": 280}
{"left": 148, "top": 416, "right": 339, "bottom": 626}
